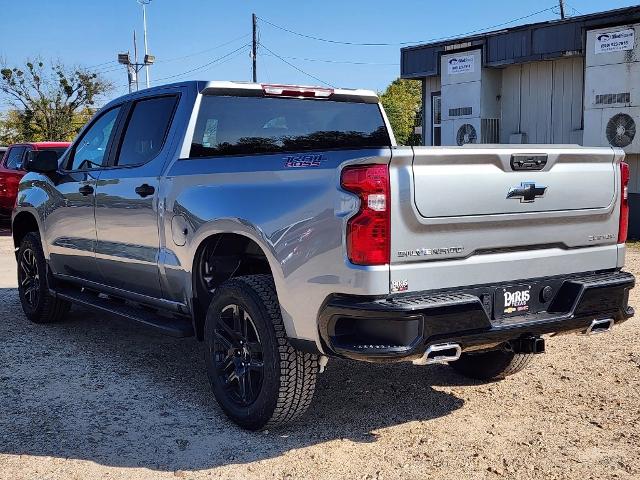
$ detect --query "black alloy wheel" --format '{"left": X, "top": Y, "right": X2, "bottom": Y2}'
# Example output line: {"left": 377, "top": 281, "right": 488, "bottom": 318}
{"left": 18, "top": 247, "right": 40, "bottom": 308}
{"left": 17, "top": 232, "right": 71, "bottom": 323}
{"left": 212, "top": 303, "right": 264, "bottom": 406}
{"left": 204, "top": 275, "right": 319, "bottom": 430}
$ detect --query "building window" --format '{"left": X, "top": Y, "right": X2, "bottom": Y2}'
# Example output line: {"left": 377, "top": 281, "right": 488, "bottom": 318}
{"left": 432, "top": 93, "right": 441, "bottom": 146}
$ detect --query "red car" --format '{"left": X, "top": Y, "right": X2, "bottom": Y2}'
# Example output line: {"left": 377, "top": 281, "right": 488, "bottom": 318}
{"left": 0, "top": 142, "right": 70, "bottom": 216}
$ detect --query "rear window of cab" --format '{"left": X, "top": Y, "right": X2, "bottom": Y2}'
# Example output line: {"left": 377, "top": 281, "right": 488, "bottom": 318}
{"left": 190, "top": 96, "right": 391, "bottom": 158}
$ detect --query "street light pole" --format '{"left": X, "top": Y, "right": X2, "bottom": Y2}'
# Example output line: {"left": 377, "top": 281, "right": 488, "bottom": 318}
{"left": 133, "top": 29, "right": 140, "bottom": 91}
{"left": 118, "top": 26, "right": 155, "bottom": 93}
{"left": 138, "top": 0, "right": 152, "bottom": 88}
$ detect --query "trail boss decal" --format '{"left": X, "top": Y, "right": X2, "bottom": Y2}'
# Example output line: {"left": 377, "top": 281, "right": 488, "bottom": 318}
{"left": 283, "top": 154, "right": 325, "bottom": 168}
{"left": 595, "top": 29, "right": 635, "bottom": 54}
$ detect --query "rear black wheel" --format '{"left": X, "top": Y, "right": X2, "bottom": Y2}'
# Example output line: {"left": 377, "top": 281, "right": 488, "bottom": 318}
{"left": 449, "top": 345, "right": 535, "bottom": 381}
{"left": 212, "top": 303, "right": 265, "bottom": 407}
{"left": 204, "top": 274, "right": 319, "bottom": 430}
{"left": 17, "top": 232, "right": 70, "bottom": 323}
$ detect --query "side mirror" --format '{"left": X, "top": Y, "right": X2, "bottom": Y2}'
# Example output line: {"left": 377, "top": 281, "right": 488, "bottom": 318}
{"left": 24, "top": 150, "right": 59, "bottom": 174}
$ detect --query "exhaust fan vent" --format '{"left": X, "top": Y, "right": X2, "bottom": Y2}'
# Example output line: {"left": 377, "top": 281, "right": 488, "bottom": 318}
{"left": 606, "top": 113, "right": 636, "bottom": 148}
{"left": 456, "top": 124, "right": 477, "bottom": 146}
{"left": 449, "top": 107, "right": 473, "bottom": 117}
{"left": 596, "top": 93, "right": 631, "bottom": 105}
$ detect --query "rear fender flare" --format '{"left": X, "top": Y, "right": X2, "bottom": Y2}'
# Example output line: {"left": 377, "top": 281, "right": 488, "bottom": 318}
{"left": 187, "top": 219, "right": 297, "bottom": 338}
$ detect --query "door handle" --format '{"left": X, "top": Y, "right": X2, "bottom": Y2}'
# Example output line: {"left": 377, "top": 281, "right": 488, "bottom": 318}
{"left": 78, "top": 185, "right": 94, "bottom": 196}
{"left": 135, "top": 183, "right": 155, "bottom": 198}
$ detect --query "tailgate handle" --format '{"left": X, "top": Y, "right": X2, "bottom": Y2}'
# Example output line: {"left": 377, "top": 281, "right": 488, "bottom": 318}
{"left": 510, "top": 154, "right": 547, "bottom": 171}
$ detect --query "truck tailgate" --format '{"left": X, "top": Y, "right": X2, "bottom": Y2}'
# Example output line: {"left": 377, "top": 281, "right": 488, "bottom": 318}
{"left": 413, "top": 148, "right": 615, "bottom": 217}
{"left": 389, "top": 145, "right": 625, "bottom": 293}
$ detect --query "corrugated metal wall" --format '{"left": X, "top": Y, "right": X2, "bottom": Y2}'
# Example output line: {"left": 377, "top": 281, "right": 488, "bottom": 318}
{"left": 628, "top": 154, "right": 640, "bottom": 194}
{"left": 501, "top": 57, "right": 584, "bottom": 144}
{"left": 422, "top": 76, "right": 441, "bottom": 146}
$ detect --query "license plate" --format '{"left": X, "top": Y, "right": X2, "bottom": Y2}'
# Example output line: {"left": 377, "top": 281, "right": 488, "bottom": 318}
{"left": 495, "top": 284, "right": 534, "bottom": 317}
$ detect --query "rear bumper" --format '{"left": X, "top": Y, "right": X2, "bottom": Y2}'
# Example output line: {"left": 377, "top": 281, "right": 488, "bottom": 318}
{"left": 318, "top": 270, "right": 635, "bottom": 363}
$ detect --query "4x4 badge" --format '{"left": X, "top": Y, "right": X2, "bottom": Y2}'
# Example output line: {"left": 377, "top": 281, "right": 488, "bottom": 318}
{"left": 507, "top": 182, "right": 547, "bottom": 203}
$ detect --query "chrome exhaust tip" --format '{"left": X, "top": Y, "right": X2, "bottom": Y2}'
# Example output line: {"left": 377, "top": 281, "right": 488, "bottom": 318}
{"left": 412, "top": 343, "right": 462, "bottom": 366}
{"left": 583, "top": 318, "right": 614, "bottom": 336}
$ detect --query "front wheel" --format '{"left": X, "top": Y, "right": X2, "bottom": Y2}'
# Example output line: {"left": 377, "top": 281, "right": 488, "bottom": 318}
{"left": 17, "top": 232, "right": 70, "bottom": 323}
{"left": 449, "top": 346, "right": 535, "bottom": 381}
{"left": 204, "top": 274, "right": 319, "bottom": 430}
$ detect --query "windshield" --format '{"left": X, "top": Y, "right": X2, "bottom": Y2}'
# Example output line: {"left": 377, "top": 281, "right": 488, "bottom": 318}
{"left": 190, "top": 96, "right": 390, "bottom": 158}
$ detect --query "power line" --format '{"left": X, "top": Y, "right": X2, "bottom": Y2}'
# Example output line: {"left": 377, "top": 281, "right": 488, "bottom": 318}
{"left": 92, "top": 64, "right": 130, "bottom": 75}
{"left": 156, "top": 33, "right": 251, "bottom": 64}
{"left": 152, "top": 43, "right": 251, "bottom": 83}
{"left": 564, "top": 2, "right": 582, "bottom": 15}
{"left": 257, "top": 6, "right": 557, "bottom": 47}
{"left": 84, "top": 34, "right": 251, "bottom": 76}
{"left": 262, "top": 53, "right": 399, "bottom": 66}
{"left": 259, "top": 43, "right": 335, "bottom": 87}
{"left": 85, "top": 60, "right": 118, "bottom": 69}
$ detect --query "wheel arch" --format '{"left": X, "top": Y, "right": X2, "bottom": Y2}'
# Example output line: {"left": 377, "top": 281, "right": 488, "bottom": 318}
{"left": 189, "top": 226, "right": 294, "bottom": 341}
{"left": 12, "top": 210, "right": 42, "bottom": 252}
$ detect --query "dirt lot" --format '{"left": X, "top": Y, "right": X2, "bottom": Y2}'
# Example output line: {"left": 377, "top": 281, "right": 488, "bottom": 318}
{"left": 0, "top": 225, "right": 639, "bottom": 480}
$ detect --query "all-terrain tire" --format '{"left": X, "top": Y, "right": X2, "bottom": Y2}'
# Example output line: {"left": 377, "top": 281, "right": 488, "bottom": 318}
{"left": 17, "top": 232, "right": 71, "bottom": 323}
{"left": 450, "top": 347, "right": 535, "bottom": 381}
{"left": 204, "top": 274, "right": 319, "bottom": 430}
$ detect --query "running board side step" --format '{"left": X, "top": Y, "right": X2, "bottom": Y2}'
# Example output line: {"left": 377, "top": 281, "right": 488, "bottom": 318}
{"left": 54, "top": 287, "right": 195, "bottom": 338}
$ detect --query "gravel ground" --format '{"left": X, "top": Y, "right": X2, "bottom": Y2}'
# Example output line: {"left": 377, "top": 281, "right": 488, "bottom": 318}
{"left": 1, "top": 226, "right": 639, "bottom": 480}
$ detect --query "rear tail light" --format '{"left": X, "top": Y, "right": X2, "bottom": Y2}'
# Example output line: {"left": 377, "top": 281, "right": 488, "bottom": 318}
{"left": 340, "top": 164, "right": 390, "bottom": 265}
{"left": 261, "top": 84, "right": 334, "bottom": 98}
{"left": 618, "top": 161, "right": 630, "bottom": 243}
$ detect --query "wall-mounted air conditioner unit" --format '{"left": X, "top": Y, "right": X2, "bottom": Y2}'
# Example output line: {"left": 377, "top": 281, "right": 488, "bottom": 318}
{"left": 584, "top": 24, "right": 639, "bottom": 153}
{"left": 440, "top": 50, "right": 501, "bottom": 146}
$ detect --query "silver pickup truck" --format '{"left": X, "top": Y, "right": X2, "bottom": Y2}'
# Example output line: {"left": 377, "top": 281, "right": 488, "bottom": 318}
{"left": 12, "top": 81, "right": 635, "bottom": 430}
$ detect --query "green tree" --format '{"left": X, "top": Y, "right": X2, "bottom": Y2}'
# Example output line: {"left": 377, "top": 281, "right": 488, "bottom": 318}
{"left": 0, "top": 59, "right": 113, "bottom": 142}
{"left": 379, "top": 78, "right": 422, "bottom": 145}
{"left": 0, "top": 110, "right": 26, "bottom": 145}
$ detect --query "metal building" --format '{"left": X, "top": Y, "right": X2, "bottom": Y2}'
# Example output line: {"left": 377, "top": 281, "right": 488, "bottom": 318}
{"left": 401, "top": 6, "right": 640, "bottom": 236}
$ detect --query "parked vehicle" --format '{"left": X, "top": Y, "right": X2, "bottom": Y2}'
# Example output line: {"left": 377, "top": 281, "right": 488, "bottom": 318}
{"left": 11, "top": 81, "right": 635, "bottom": 430}
{"left": 0, "top": 142, "right": 69, "bottom": 216}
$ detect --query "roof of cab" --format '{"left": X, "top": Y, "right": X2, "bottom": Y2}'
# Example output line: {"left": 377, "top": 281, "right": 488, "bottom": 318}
{"left": 102, "top": 80, "right": 379, "bottom": 108}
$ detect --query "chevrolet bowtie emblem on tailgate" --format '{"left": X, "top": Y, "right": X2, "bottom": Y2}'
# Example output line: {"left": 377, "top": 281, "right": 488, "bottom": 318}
{"left": 507, "top": 182, "right": 547, "bottom": 203}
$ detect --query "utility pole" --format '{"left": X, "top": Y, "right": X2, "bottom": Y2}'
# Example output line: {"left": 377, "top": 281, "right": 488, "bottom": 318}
{"left": 252, "top": 13, "right": 258, "bottom": 83}
{"left": 559, "top": 0, "right": 566, "bottom": 19}
{"left": 138, "top": 0, "right": 152, "bottom": 88}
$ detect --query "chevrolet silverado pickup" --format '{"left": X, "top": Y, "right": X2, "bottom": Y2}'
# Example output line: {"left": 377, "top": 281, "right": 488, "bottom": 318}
{"left": 12, "top": 80, "right": 635, "bottom": 429}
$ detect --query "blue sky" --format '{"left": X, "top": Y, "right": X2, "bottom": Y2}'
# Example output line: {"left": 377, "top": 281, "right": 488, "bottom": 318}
{"left": 0, "top": 0, "right": 638, "bottom": 106}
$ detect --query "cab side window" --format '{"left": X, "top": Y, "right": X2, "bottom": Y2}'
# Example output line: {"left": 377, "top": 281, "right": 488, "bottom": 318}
{"left": 68, "top": 107, "right": 121, "bottom": 171}
{"left": 115, "top": 96, "right": 178, "bottom": 167}
{"left": 5, "top": 146, "right": 26, "bottom": 170}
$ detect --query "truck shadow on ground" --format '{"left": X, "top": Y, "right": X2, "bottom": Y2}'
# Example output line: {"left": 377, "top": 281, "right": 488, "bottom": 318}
{"left": 0, "top": 287, "right": 468, "bottom": 472}
{"left": 0, "top": 220, "right": 11, "bottom": 237}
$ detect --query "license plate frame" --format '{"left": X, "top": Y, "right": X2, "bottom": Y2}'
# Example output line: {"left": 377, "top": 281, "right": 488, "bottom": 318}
{"left": 494, "top": 283, "right": 537, "bottom": 318}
